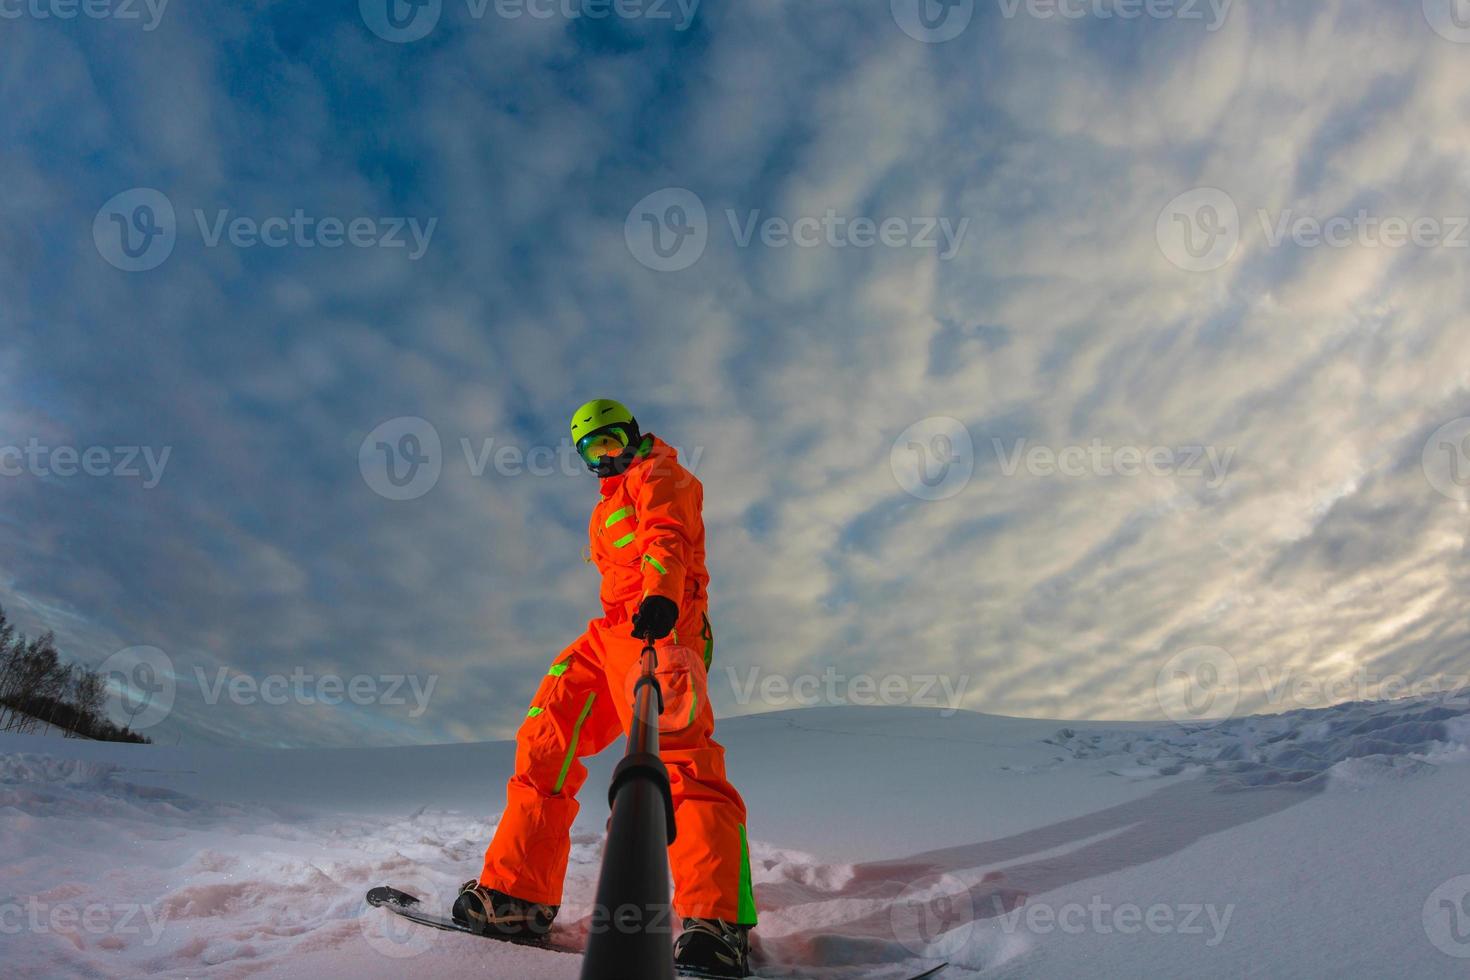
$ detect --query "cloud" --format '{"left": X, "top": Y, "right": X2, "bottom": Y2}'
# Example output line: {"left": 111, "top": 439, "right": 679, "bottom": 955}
{"left": 1, "top": 1, "right": 1467, "bottom": 746}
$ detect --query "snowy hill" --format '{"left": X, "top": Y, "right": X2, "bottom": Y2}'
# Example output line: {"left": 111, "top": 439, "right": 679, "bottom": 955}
{"left": 3, "top": 697, "right": 1470, "bottom": 978}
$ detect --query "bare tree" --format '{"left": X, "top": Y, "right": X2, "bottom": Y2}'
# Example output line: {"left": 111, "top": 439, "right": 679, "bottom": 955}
{"left": 0, "top": 605, "right": 149, "bottom": 743}
{"left": 0, "top": 608, "right": 17, "bottom": 731}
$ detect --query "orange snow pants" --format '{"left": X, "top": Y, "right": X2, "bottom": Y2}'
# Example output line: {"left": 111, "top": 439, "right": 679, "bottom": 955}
{"left": 479, "top": 609, "right": 757, "bottom": 925}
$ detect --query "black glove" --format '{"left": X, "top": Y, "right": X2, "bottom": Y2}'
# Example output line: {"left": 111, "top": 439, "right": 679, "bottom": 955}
{"left": 632, "top": 595, "right": 679, "bottom": 641}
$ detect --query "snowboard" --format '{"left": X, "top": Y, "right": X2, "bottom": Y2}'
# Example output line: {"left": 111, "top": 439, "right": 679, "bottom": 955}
{"left": 365, "top": 885, "right": 949, "bottom": 980}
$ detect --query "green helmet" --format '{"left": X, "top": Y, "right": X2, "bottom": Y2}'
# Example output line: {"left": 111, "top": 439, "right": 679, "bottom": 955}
{"left": 570, "top": 398, "right": 635, "bottom": 443}
{"left": 570, "top": 398, "right": 642, "bottom": 477}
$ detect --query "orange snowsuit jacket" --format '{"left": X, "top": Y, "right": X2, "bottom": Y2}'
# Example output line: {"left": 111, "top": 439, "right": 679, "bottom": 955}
{"left": 588, "top": 435, "right": 713, "bottom": 658}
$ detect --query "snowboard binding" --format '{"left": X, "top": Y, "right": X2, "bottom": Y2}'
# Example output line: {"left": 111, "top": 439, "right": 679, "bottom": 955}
{"left": 450, "top": 880, "right": 559, "bottom": 939}
{"left": 673, "top": 917, "right": 751, "bottom": 978}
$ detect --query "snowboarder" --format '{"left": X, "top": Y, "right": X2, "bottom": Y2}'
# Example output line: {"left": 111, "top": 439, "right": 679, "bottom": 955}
{"left": 454, "top": 399, "right": 757, "bottom": 978}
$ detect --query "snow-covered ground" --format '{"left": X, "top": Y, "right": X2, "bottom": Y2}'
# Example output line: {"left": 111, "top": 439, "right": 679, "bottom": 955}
{"left": 3, "top": 695, "right": 1470, "bottom": 979}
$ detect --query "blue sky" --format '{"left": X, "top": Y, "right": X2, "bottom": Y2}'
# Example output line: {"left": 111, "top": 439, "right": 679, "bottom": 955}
{"left": 3, "top": 0, "right": 1470, "bottom": 747}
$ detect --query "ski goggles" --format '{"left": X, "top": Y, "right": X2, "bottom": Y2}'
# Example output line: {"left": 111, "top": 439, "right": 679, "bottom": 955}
{"left": 576, "top": 427, "right": 631, "bottom": 468}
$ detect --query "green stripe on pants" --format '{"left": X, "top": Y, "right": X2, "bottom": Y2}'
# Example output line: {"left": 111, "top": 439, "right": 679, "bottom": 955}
{"left": 738, "top": 824, "right": 757, "bottom": 925}
{"left": 552, "top": 692, "right": 597, "bottom": 794}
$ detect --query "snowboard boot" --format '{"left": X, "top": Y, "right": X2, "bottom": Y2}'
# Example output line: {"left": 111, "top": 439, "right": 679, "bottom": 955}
{"left": 451, "top": 880, "right": 558, "bottom": 938}
{"left": 673, "top": 917, "right": 751, "bottom": 978}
